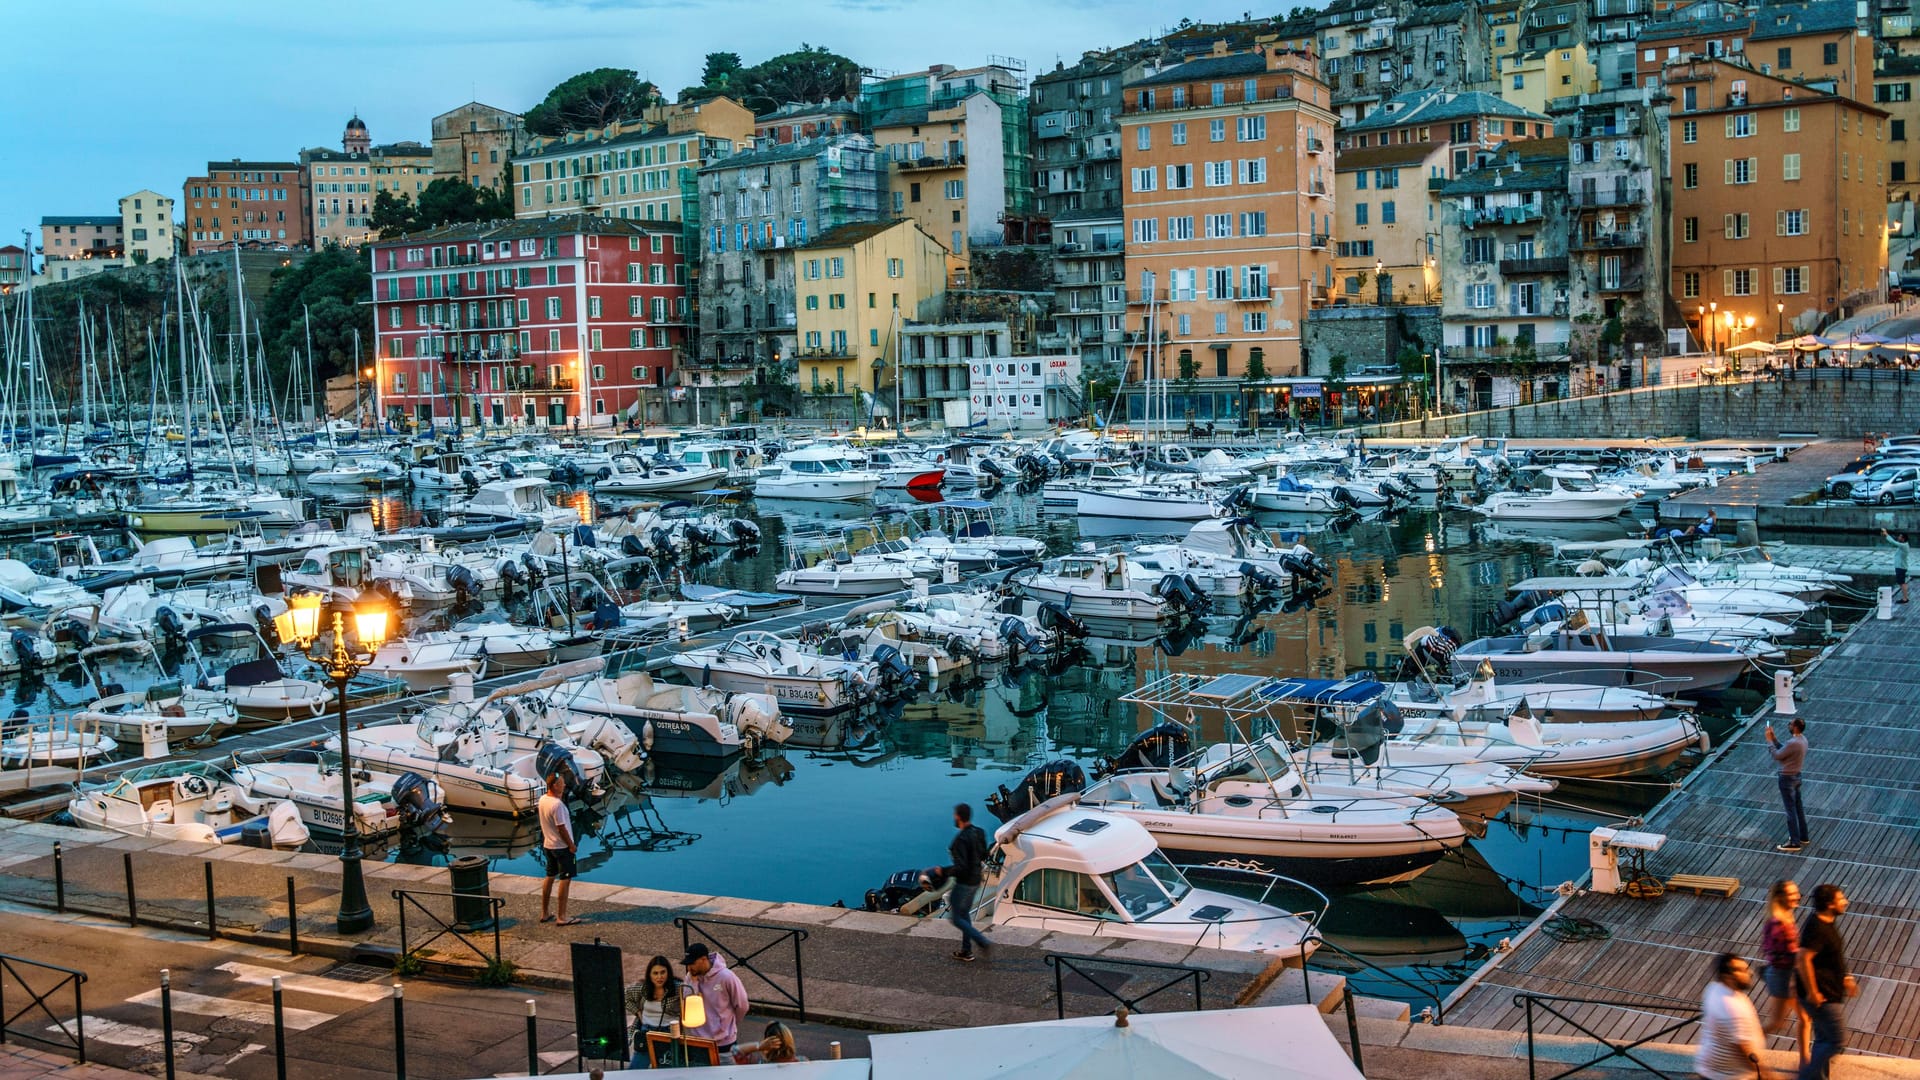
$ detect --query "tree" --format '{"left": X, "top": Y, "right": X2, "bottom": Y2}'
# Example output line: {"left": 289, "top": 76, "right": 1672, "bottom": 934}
{"left": 702, "top": 52, "right": 744, "bottom": 89}
{"left": 526, "top": 68, "right": 658, "bottom": 136}
{"left": 731, "top": 46, "right": 862, "bottom": 114}
{"left": 1244, "top": 349, "right": 1269, "bottom": 385}
{"left": 370, "top": 190, "right": 416, "bottom": 239}
{"left": 410, "top": 178, "right": 512, "bottom": 231}
{"left": 256, "top": 246, "right": 372, "bottom": 394}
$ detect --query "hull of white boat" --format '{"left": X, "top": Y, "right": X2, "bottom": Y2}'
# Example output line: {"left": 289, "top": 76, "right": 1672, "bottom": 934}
{"left": 1076, "top": 488, "right": 1217, "bottom": 521}
{"left": 775, "top": 568, "right": 915, "bottom": 597}
{"left": 670, "top": 661, "right": 858, "bottom": 712}
{"left": 754, "top": 477, "right": 881, "bottom": 501}
{"left": 1247, "top": 489, "right": 1346, "bottom": 514}
{"left": 594, "top": 466, "right": 727, "bottom": 495}
{"left": 1100, "top": 805, "right": 1462, "bottom": 888}
{"left": 343, "top": 734, "right": 542, "bottom": 816}
{"left": 1018, "top": 581, "right": 1173, "bottom": 621}
{"left": 1449, "top": 649, "right": 1748, "bottom": 694}
{"left": 362, "top": 657, "right": 483, "bottom": 692}
{"left": 127, "top": 507, "right": 240, "bottom": 534}
{"left": 1480, "top": 495, "right": 1635, "bottom": 521}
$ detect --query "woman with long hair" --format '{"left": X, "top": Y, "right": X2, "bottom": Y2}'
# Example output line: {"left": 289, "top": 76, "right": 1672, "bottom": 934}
{"left": 624, "top": 954, "right": 683, "bottom": 1069}
{"left": 732, "top": 1021, "right": 805, "bottom": 1065}
{"left": 1760, "top": 879, "right": 1810, "bottom": 1068}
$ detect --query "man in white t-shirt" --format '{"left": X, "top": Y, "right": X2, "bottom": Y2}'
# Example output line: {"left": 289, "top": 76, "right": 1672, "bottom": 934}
{"left": 537, "top": 773, "right": 581, "bottom": 926}
{"left": 1696, "top": 952, "right": 1774, "bottom": 1080}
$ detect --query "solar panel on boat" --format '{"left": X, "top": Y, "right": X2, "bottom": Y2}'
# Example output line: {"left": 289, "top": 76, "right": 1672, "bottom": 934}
{"left": 1192, "top": 673, "right": 1267, "bottom": 700}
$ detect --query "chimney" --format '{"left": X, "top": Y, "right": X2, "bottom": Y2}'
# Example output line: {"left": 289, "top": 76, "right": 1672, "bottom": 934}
{"left": 1212, "top": 39, "right": 1232, "bottom": 56}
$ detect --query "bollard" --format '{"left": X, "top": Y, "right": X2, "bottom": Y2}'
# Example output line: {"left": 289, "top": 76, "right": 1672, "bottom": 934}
{"left": 1880, "top": 585, "right": 1895, "bottom": 620}
{"left": 53, "top": 842, "right": 64, "bottom": 913}
{"left": 525, "top": 999, "right": 539, "bottom": 1076}
{"left": 272, "top": 977, "right": 288, "bottom": 1080}
{"left": 124, "top": 852, "right": 137, "bottom": 927}
{"left": 1774, "top": 670, "right": 1797, "bottom": 716}
{"left": 829, "top": 1041, "right": 842, "bottom": 1060}
{"left": 392, "top": 983, "right": 406, "bottom": 1080}
{"left": 205, "top": 862, "right": 217, "bottom": 940}
{"left": 160, "top": 970, "right": 176, "bottom": 1080}
{"left": 287, "top": 876, "right": 300, "bottom": 956}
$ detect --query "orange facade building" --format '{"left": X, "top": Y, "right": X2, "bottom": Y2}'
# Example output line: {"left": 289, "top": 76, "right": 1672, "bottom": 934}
{"left": 1666, "top": 59, "right": 1889, "bottom": 340}
{"left": 1117, "top": 46, "right": 1337, "bottom": 423}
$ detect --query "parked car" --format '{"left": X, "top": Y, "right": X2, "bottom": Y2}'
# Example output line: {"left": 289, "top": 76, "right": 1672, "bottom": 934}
{"left": 1827, "top": 454, "right": 1920, "bottom": 497}
{"left": 1851, "top": 465, "right": 1920, "bottom": 505}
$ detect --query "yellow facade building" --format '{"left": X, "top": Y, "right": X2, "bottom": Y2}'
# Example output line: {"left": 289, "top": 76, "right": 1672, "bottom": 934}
{"left": 793, "top": 219, "right": 949, "bottom": 402}
{"left": 1498, "top": 44, "right": 1597, "bottom": 117}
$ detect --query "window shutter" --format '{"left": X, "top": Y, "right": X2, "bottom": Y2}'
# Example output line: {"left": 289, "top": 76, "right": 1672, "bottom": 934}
{"left": 1724, "top": 213, "right": 1735, "bottom": 236}
{"left": 1724, "top": 269, "right": 1734, "bottom": 292}
{"left": 1801, "top": 265, "right": 1810, "bottom": 291}
{"left": 1776, "top": 210, "right": 1786, "bottom": 235}
{"left": 1773, "top": 267, "right": 1785, "bottom": 294}
{"left": 1748, "top": 157, "right": 1758, "bottom": 179}
{"left": 1725, "top": 115, "right": 1736, "bottom": 138}
{"left": 1725, "top": 159, "right": 1735, "bottom": 184}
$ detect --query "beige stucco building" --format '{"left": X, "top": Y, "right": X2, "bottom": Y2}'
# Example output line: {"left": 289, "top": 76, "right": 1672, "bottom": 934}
{"left": 433, "top": 102, "right": 527, "bottom": 191}
{"left": 118, "top": 190, "right": 174, "bottom": 263}
{"left": 511, "top": 97, "right": 754, "bottom": 226}
{"left": 792, "top": 219, "right": 949, "bottom": 406}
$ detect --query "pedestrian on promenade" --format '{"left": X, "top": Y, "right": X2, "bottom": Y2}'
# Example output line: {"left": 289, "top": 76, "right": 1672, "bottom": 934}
{"left": 1797, "top": 884, "right": 1856, "bottom": 1080}
{"left": 681, "top": 942, "right": 750, "bottom": 1057}
{"left": 1765, "top": 717, "right": 1810, "bottom": 852}
{"left": 732, "top": 1022, "right": 805, "bottom": 1065}
{"left": 1761, "top": 880, "right": 1811, "bottom": 1070}
{"left": 945, "top": 802, "right": 992, "bottom": 963}
{"left": 1882, "top": 530, "right": 1910, "bottom": 603}
{"left": 624, "top": 955, "right": 682, "bottom": 1069}
{"left": 538, "top": 772, "right": 582, "bottom": 925}
{"left": 1695, "top": 953, "right": 1773, "bottom": 1080}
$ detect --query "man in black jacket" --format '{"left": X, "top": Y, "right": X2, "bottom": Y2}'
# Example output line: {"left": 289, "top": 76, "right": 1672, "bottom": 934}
{"left": 946, "top": 803, "right": 992, "bottom": 962}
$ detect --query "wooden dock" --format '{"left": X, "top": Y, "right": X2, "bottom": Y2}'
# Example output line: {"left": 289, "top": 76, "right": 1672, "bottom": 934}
{"left": 1446, "top": 599, "right": 1920, "bottom": 1058}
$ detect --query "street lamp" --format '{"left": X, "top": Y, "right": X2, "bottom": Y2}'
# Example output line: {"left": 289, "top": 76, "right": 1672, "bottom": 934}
{"left": 1709, "top": 301, "right": 1719, "bottom": 354}
{"left": 1776, "top": 301, "right": 1785, "bottom": 341}
{"left": 274, "top": 594, "right": 391, "bottom": 934}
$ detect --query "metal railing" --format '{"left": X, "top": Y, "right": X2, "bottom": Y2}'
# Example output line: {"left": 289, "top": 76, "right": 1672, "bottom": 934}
{"left": 1513, "top": 991, "right": 1700, "bottom": 1080}
{"left": 675, "top": 917, "right": 808, "bottom": 1021}
{"left": 1044, "top": 954, "right": 1208, "bottom": 1020}
{"left": 0, "top": 953, "right": 87, "bottom": 1062}
{"left": 392, "top": 888, "right": 506, "bottom": 966}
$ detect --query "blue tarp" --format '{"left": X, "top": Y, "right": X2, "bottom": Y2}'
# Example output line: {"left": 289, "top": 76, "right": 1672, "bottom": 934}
{"left": 1259, "top": 677, "right": 1386, "bottom": 705}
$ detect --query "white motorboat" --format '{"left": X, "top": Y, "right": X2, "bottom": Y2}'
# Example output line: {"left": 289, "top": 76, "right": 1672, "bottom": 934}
{"left": 857, "top": 447, "right": 946, "bottom": 490}
{"left": 229, "top": 752, "right": 446, "bottom": 839}
{"left": 1613, "top": 563, "right": 1810, "bottom": 617}
{"left": 450, "top": 477, "right": 581, "bottom": 530}
{"left": 1122, "top": 545, "right": 1266, "bottom": 601}
{"left": 965, "top": 794, "right": 1325, "bottom": 962}
{"left": 68, "top": 641, "right": 241, "bottom": 746}
{"left": 776, "top": 554, "right": 919, "bottom": 597}
{"left": 1076, "top": 480, "right": 1220, "bottom": 521}
{"left": 178, "top": 625, "right": 335, "bottom": 724}
{"left": 1385, "top": 675, "right": 1672, "bottom": 725}
{"left": 333, "top": 706, "right": 605, "bottom": 816}
{"left": 593, "top": 453, "right": 728, "bottom": 495}
{"left": 1385, "top": 705, "right": 1710, "bottom": 780}
{"left": 754, "top": 446, "right": 882, "bottom": 501}
{"left": 409, "top": 451, "right": 500, "bottom": 490}
{"left": 1443, "top": 623, "right": 1754, "bottom": 695}
{"left": 0, "top": 558, "right": 101, "bottom": 613}
{"left": 1179, "top": 519, "right": 1328, "bottom": 587}
{"left": 531, "top": 662, "right": 789, "bottom": 758}
{"left": 1015, "top": 553, "right": 1198, "bottom": 622}
{"left": 363, "top": 622, "right": 559, "bottom": 692}
{"left": 671, "top": 630, "right": 880, "bottom": 713}
{"left": 1, "top": 727, "right": 118, "bottom": 768}
{"left": 1477, "top": 467, "right": 1636, "bottom": 521}
{"left": 67, "top": 761, "right": 310, "bottom": 848}
{"left": 1238, "top": 473, "right": 1352, "bottom": 515}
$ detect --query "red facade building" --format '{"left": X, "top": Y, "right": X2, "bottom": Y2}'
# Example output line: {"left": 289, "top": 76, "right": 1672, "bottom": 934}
{"left": 369, "top": 215, "right": 686, "bottom": 429}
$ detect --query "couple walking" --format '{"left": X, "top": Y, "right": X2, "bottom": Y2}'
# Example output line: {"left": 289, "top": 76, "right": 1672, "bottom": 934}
{"left": 1697, "top": 881, "right": 1856, "bottom": 1080}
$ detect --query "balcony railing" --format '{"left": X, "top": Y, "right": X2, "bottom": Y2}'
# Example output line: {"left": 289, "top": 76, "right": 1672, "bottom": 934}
{"left": 1127, "top": 288, "right": 1167, "bottom": 305}
{"left": 1570, "top": 230, "right": 1646, "bottom": 250}
{"left": 1354, "top": 33, "right": 1394, "bottom": 50}
{"left": 499, "top": 377, "right": 577, "bottom": 392}
{"left": 798, "top": 345, "right": 857, "bottom": 360}
{"left": 1456, "top": 204, "right": 1543, "bottom": 228}
{"left": 1305, "top": 136, "right": 1326, "bottom": 154}
{"left": 1308, "top": 180, "right": 1329, "bottom": 196}
{"left": 1234, "top": 286, "right": 1272, "bottom": 301}
{"left": 1428, "top": 176, "right": 1449, "bottom": 191}
{"left": 1309, "top": 233, "right": 1330, "bottom": 249}
{"left": 896, "top": 154, "right": 964, "bottom": 171}
{"left": 1597, "top": 273, "right": 1647, "bottom": 292}
{"left": 1569, "top": 188, "right": 1646, "bottom": 208}
{"left": 1572, "top": 119, "right": 1646, "bottom": 140}
{"left": 1444, "top": 342, "right": 1573, "bottom": 363}
{"left": 1498, "top": 256, "right": 1569, "bottom": 276}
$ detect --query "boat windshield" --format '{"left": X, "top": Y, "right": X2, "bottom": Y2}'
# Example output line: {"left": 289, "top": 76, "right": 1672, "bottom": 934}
{"left": 1558, "top": 473, "right": 1599, "bottom": 492}
{"left": 1103, "top": 859, "right": 1177, "bottom": 920}
{"left": 1139, "top": 849, "right": 1192, "bottom": 905}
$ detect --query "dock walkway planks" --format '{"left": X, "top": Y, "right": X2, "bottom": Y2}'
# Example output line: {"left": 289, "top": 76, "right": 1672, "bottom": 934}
{"left": 1662, "top": 440, "right": 1862, "bottom": 522}
{"left": 1448, "top": 599, "right": 1920, "bottom": 1060}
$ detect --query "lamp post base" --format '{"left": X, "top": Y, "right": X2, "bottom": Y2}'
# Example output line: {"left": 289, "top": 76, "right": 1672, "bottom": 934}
{"left": 337, "top": 844, "right": 374, "bottom": 935}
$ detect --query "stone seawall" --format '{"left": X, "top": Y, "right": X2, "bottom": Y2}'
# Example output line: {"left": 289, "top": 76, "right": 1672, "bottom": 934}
{"left": 1366, "top": 374, "right": 1920, "bottom": 440}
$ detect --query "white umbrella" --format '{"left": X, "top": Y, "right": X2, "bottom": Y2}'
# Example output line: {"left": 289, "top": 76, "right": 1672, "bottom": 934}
{"left": 868, "top": 1005, "right": 1363, "bottom": 1080}
{"left": 1725, "top": 341, "right": 1776, "bottom": 354}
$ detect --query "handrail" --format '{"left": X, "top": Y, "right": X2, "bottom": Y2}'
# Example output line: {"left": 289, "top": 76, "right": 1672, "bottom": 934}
{"left": 1044, "top": 953, "right": 1208, "bottom": 1020}
{"left": 1512, "top": 990, "right": 1700, "bottom": 1080}
{"left": 391, "top": 888, "right": 505, "bottom": 966}
{"left": 674, "top": 917, "right": 808, "bottom": 1022}
{"left": 1304, "top": 934, "right": 1446, "bottom": 1025}
{"left": 0, "top": 952, "right": 88, "bottom": 1062}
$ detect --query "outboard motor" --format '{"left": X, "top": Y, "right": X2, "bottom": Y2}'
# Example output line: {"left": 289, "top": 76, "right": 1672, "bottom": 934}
{"left": 977, "top": 457, "right": 1005, "bottom": 480}
{"left": 1493, "top": 589, "right": 1552, "bottom": 627}
{"left": 390, "top": 772, "right": 447, "bottom": 837}
{"left": 446, "top": 564, "right": 479, "bottom": 606}
{"left": 620, "top": 534, "right": 651, "bottom": 559}
{"left": 1036, "top": 602, "right": 1088, "bottom": 640}
{"left": 870, "top": 644, "right": 920, "bottom": 695}
{"left": 729, "top": 518, "right": 762, "bottom": 546}
{"left": 1223, "top": 485, "right": 1254, "bottom": 511}
{"left": 519, "top": 551, "right": 546, "bottom": 588}
{"left": 591, "top": 600, "right": 622, "bottom": 631}
{"left": 1519, "top": 602, "right": 1569, "bottom": 630}
{"left": 254, "top": 604, "right": 281, "bottom": 647}
{"left": 649, "top": 526, "right": 678, "bottom": 560}
{"left": 500, "top": 461, "right": 521, "bottom": 479}
{"left": 461, "top": 469, "right": 480, "bottom": 492}
{"left": 9, "top": 628, "right": 43, "bottom": 674}
{"left": 1152, "top": 574, "right": 1211, "bottom": 616}
{"left": 1095, "top": 722, "right": 1192, "bottom": 779}
{"left": 534, "top": 741, "right": 588, "bottom": 798}
{"left": 498, "top": 558, "right": 524, "bottom": 602}
{"left": 155, "top": 606, "right": 188, "bottom": 645}
{"left": 985, "top": 760, "right": 1089, "bottom": 822}
{"left": 999, "top": 615, "right": 1046, "bottom": 657}
{"left": 1240, "top": 561, "right": 1287, "bottom": 595}
{"left": 1330, "top": 485, "right": 1359, "bottom": 510}
{"left": 863, "top": 868, "right": 933, "bottom": 913}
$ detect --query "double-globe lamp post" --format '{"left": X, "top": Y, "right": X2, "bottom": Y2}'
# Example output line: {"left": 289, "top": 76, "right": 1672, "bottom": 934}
{"left": 274, "top": 593, "right": 390, "bottom": 934}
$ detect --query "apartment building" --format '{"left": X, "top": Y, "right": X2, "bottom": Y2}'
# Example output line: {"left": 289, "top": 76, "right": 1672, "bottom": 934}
{"left": 1751, "top": 0, "right": 1875, "bottom": 102}
{"left": 755, "top": 100, "right": 860, "bottom": 144}
{"left": 510, "top": 98, "right": 754, "bottom": 235}
{"left": 693, "top": 134, "right": 885, "bottom": 408}
{"left": 40, "top": 216, "right": 121, "bottom": 259}
{"left": 1118, "top": 45, "right": 1338, "bottom": 424}
{"left": 1032, "top": 50, "right": 1156, "bottom": 371}
{"left": 1437, "top": 138, "right": 1575, "bottom": 410}
{"left": 1876, "top": 53, "right": 1920, "bottom": 200}
{"left": 432, "top": 102, "right": 527, "bottom": 191}
{"left": 0, "top": 246, "right": 24, "bottom": 293}
{"left": 1317, "top": 0, "right": 1492, "bottom": 124}
{"left": 1666, "top": 58, "right": 1889, "bottom": 341}
{"left": 183, "top": 160, "right": 308, "bottom": 253}
{"left": 118, "top": 190, "right": 174, "bottom": 264}
{"left": 1554, "top": 87, "right": 1670, "bottom": 366}
{"left": 302, "top": 148, "right": 373, "bottom": 247}
{"left": 370, "top": 141, "right": 434, "bottom": 204}
{"left": 791, "top": 219, "right": 947, "bottom": 404}
{"left": 368, "top": 214, "right": 686, "bottom": 429}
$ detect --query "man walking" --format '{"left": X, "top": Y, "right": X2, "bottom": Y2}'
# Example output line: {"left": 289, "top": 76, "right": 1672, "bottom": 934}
{"left": 538, "top": 772, "right": 582, "bottom": 926}
{"left": 1883, "top": 529, "right": 1910, "bottom": 603}
{"left": 945, "top": 803, "right": 992, "bottom": 962}
{"left": 1766, "top": 717, "right": 1810, "bottom": 852}
{"left": 1695, "top": 953, "right": 1772, "bottom": 1080}
{"left": 1798, "top": 884, "right": 1856, "bottom": 1080}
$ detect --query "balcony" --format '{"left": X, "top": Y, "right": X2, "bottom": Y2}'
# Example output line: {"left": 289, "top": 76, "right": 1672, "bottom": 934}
{"left": 896, "top": 154, "right": 965, "bottom": 171}
{"left": 501, "top": 377, "right": 577, "bottom": 392}
{"left": 1597, "top": 273, "right": 1647, "bottom": 292}
{"left": 1444, "top": 342, "right": 1573, "bottom": 363}
{"left": 446, "top": 348, "right": 520, "bottom": 363}
{"left": 798, "top": 345, "right": 857, "bottom": 360}
{"left": 1308, "top": 284, "right": 1331, "bottom": 305}
{"left": 690, "top": 355, "right": 757, "bottom": 370}
{"left": 1456, "top": 204, "right": 1543, "bottom": 228}
{"left": 1569, "top": 188, "right": 1646, "bottom": 208}
{"left": 1127, "top": 288, "right": 1167, "bottom": 305}
{"left": 1498, "top": 256, "right": 1569, "bottom": 276}
{"left": 1570, "top": 230, "right": 1646, "bottom": 250}
{"left": 1354, "top": 33, "right": 1394, "bottom": 50}
{"left": 1572, "top": 118, "right": 1646, "bottom": 140}
{"left": 1308, "top": 180, "right": 1330, "bottom": 197}
{"left": 1088, "top": 145, "right": 1120, "bottom": 161}
{"left": 1233, "top": 286, "right": 1272, "bottom": 301}
{"left": 1305, "top": 136, "right": 1326, "bottom": 154}
{"left": 1309, "top": 233, "right": 1330, "bottom": 249}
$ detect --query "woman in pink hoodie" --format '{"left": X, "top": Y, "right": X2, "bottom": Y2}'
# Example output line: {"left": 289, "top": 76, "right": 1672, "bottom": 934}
{"left": 680, "top": 943, "right": 751, "bottom": 1055}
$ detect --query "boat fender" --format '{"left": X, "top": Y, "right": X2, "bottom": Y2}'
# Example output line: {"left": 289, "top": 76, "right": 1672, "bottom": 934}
{"left": 641, "top": 719, "right": 655, "bottom": 751}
